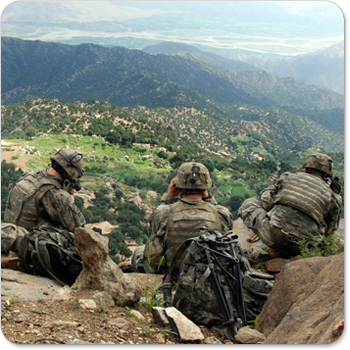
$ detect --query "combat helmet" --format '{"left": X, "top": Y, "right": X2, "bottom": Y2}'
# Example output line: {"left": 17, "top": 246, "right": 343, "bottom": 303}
{"left": 175, "top": 162, "right": 212, "bottom": 190}
{"left": 50, "top": 148, "right": 84, "bottom": 180}
{"left": 302, "top": 153, "right": 333, "bottom": 178}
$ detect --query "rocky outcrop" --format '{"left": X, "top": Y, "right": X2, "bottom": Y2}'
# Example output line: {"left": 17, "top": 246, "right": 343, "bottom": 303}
{"left": 230, "top": 218, "right": 270, "bottom": 261}
{"left": 73, "top": 227, "right": 143, "bottom": 306}
{"left": 1, "top": 268, "right": 62, "bottom": 301}
{"left": 256, "top": 253, "right": 344, "bottom": 344}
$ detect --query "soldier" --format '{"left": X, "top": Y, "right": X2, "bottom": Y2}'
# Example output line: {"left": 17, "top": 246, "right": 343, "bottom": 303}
{"left": 238, "top": 153, "right": 342, "bottom": 257}
{"left": 133, "top": 162, "right": 233, "bottom": 272}
{"left": 2, "top": 148, "right": 86, "bottom": 254}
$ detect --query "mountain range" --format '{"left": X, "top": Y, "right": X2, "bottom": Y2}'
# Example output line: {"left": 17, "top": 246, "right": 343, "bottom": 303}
{"left": 1, "top": 37, "right": 344, "bottom": 154}
{"left": 142, "top": 40, "right": 344, "bottom": 95}
{"left": 231, "top": 41, "right": 344, "bottom": 95}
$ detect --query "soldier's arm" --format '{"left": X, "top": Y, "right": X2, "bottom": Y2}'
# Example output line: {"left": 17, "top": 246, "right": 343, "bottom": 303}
{"left": 324, "top": 192, "right": 342, "bottom": 235}
{"left": 259, "top": 185, "right": 278, "bottom": 211}
{"left": 259, "top": 172, "right": 289, "bottom": 211}
{"left": 148, "top": 204, "right": 171, "bottom": 237}
{"left": 160, "top": 178, "right": 183, "bottom": 205}
{"left": 160, "top": 192, "right": 178, "bottom": 205}
{"left": 216, "top": 205, "right": 234, "bottom": 231}
{"left": 41, "top": 188, "right": 86, "bottom": 232}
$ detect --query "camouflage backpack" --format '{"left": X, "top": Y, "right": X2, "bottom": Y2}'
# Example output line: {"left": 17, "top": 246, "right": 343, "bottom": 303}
{"left": 163, "top": 228, "right": 274, "bottom": 339}
{"left": 18, "top": 226, "right": 82, "bottom": 286}
{"left": 163, "top": 228, "right": 247, "bottom": 339}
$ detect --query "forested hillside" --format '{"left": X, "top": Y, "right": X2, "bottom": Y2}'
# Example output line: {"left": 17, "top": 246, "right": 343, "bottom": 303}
{"left": 1, "top": 37, "right": 344, "bottom": 139}
{"left": 1, "top": 99, "right": 344, "bottom": 241}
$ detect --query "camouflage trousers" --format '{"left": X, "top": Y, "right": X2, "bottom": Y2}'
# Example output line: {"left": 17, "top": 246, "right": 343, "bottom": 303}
{"left": 1, "top": 223, "right": 28, "bottom": 256}
{"left": 239, "top": 198, "right": 300, "bottom": 257}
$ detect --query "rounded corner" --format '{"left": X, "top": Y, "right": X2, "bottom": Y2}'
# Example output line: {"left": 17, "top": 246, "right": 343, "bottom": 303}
{"left": 1, "top": 0, "right": 18, "bottom": 19}
{"left": 0, "top": 326, "right": 21, "bottom": 345}
{"left": 326, "top": 0, "right": 346, "bottom": 21}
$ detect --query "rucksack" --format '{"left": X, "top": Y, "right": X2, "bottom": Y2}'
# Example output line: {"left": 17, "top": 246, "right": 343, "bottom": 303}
{"left": 163, "top": 228, "right": 247, "bottom": 339}
{"left": 162, "top": 228, "right": 274, "bottom": 339}
{"left": 18, "top": 226, "right": 82, "bottom": 286}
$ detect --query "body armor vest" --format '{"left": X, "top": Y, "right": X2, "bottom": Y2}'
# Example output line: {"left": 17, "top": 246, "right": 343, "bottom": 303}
{"left": 165, "top": 200, "right": 223, "bottom": 267}
{"left": 4, "top": 170, "right": 62, "bottom": 229}
{"left": 274, "top": 172, "right": 332, "bottom": 227}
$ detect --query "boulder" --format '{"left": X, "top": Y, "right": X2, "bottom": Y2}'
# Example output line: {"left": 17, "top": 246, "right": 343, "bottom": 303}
{"left": 231, "top": 218, "right": 270, "bottom": 261}
{"left": 73, "top": 227, "right": 142, "bottom": 306}
{"left": 256, "top": 253, "right": 344, "bottom": 344}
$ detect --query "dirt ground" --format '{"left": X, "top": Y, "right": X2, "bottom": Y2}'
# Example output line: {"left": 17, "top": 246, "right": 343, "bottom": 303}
{"left": 1, "top": 268, "right": 231, "bottom": 345}
{"left": 1, "top": 297, "right": 232, "bottom": 345}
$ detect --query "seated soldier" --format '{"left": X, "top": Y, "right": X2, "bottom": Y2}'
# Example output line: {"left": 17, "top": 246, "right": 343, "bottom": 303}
{"left": 238, "top": 153, "right": 342, "bottom": 258}
{"left": 132, "top": 162, "right": 233, "bottom": 273}
{"left": 2, "top": 148, "right": 86, "bottom": 255}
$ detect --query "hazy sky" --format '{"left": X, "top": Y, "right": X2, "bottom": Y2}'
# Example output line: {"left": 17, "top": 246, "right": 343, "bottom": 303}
{"left": 0, "top": 1, "right": 345, "bottom": 57}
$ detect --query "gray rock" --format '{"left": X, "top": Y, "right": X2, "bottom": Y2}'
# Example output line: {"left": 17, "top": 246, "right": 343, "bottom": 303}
{"left": 205, "top": 336, "right": 222, "bottom": 344}
{"left": 235, "top": 326, "right": 266, "bottom": 344}
{"left": 78, "top": 299, "right": 97, "bottom": 311}
{"left": 72, "top": 227, "right": 142, "bottom": 306}
{"left": 1, "top": 269, "right": 62, "bottom": 301}
{"left": 165, "top": 307, "right": 204, "bottom": 342}
{"left": 231, "top": 218, "right": 270, "bottom": 261}
{"left": 130, "top": 310, "right": 146, "bottom": 322}
{"left": 107, "top": 318, "right": 133, "bottom": 331}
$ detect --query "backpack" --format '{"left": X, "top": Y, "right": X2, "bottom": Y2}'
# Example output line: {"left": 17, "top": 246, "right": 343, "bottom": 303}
{"left": 18, "top": 226, "right": 82, "bottom": 286}
{"left": 162, "top": 228, "right": 274, "bottom": 339}
{"left": 163, "top": 228, "right": 247, "bottom": 339}
{"left": 240, "top": 257, "right": 275, "bottom": 321}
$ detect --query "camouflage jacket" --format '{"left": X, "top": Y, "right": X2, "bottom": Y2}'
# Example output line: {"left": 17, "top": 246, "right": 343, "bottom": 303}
{"left": 259, "top": 172, "right": 342, "bottom": 244}
{"left": 4, "top": 169, "right": 85, "bottom": 232}
{"left": 149, "top": 193, "right": 233, "bottom": 242}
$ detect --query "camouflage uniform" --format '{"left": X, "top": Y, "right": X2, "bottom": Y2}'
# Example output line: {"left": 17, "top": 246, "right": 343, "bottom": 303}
{"left": 4, "top": 169, "right": 85, "bottom": 232}
{"left": 239, "top": 170, "right": 342, "bottom": 257}
{"left": 148, "top": 192, "right": 233, "bottom": 268}
{"left": 133, "top": 162, "right": 233, "bottom": 272}
{"left": 2, "top": 149, "right": 85, "bottom": 255}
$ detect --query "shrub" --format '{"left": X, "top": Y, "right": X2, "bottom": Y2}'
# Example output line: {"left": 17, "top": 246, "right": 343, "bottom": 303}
{"left": 297, "top": 235, "right": 344, "bottom": 259}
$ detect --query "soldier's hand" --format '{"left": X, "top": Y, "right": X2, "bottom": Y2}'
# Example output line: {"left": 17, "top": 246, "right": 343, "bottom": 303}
{"left": 168, "top": 178, "right": 182, "bottom": 197}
